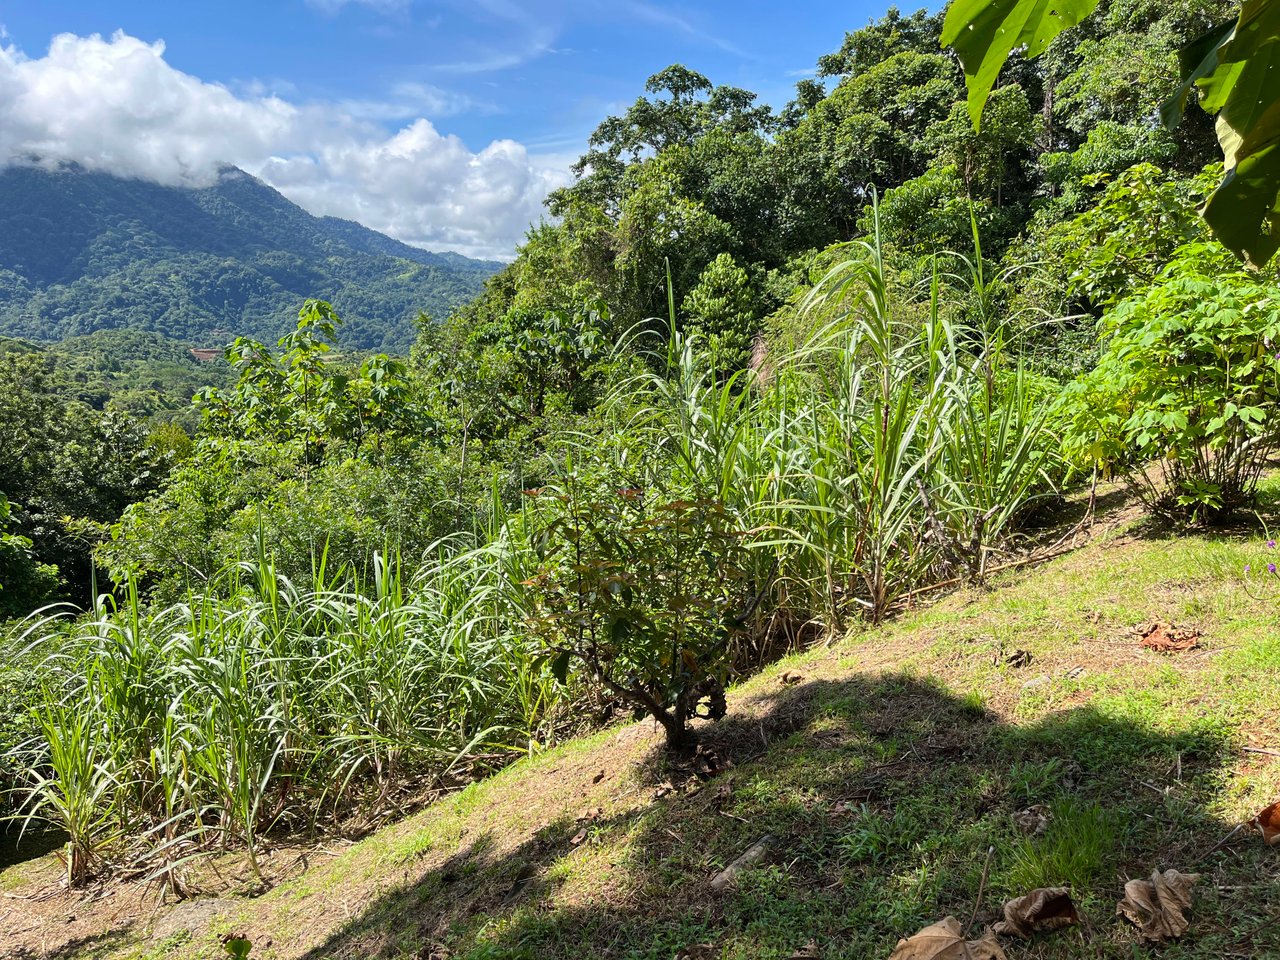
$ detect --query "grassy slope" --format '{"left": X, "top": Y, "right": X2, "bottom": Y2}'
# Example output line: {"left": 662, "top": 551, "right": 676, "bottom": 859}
{"left": 4, "top": 496, "right": 1280, "bottom": 959}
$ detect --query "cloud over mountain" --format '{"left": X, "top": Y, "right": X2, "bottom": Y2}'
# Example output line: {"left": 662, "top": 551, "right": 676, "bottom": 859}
{"left": 0, "top": 31, "right": 569, "bottom": 258}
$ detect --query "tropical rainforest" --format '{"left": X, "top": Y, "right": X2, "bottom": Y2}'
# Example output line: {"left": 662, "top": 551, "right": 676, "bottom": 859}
{"left": 3, "top": 0, "right": 1280, "bottom": 957}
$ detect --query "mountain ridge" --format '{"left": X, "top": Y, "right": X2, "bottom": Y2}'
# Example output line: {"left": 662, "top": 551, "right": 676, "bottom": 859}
{"left": 0, "top": 163, "right": 502, "bottom": 352}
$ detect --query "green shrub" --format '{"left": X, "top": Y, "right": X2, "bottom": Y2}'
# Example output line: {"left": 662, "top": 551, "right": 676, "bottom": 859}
{"left": 1059, "top": 243, "right": 1280, "bottom": 522}
{"left": 523, "top": 478, "right": 755, "bottom": 750}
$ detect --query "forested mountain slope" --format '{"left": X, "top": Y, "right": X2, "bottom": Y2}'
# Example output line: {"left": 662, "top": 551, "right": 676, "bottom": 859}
{"left": 0, "top": 164, "right": 501, "bottom": 351}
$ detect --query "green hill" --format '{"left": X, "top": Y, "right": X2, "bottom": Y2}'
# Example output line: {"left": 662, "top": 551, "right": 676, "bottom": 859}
{"left": 3, "top": 490, "right": 1278, "bottom": 958}
{"left": 0, "top": 163, "right": 502, "bottom": 352}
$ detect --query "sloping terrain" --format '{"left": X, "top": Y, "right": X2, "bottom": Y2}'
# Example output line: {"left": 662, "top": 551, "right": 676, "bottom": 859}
{"left": 0, "top": 164, "right": 501, "bottom": 352}
{"left": 3, "top": 493, "right": 1279, "bottom": 959}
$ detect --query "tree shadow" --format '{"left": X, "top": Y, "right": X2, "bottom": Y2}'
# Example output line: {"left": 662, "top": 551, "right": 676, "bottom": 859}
{"left": 2, "top": 928, "right": 132, "bottom": 960}
{"left": 286, "top": 672, "right": 1276, "bottom": 960}
{"left": 0, "top": 823, "right": 66, "bottom": 871}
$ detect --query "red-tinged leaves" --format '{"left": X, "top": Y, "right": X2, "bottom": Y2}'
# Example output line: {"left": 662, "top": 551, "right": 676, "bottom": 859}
{"left": 1253, "top": 800, "right": 1280, "bottom": 844}
{"left": 1133, "top": 620, "right": 1200, "bottom": 653}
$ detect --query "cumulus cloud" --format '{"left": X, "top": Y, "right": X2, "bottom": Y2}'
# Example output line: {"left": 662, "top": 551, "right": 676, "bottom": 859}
{"left": 0, "top": 31, "right": 570, "bottom": 258}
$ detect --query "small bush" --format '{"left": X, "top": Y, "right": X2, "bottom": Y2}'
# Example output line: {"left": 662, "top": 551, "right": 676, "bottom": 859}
{"left": 523, "top": 478, "right": 755, "bottom": 750}
{"left": 1059, "top": 243, "right": 1280, "bottom": 523}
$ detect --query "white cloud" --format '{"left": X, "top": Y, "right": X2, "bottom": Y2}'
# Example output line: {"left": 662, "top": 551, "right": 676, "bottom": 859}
{"left": 0, "top": 31, "right": 570, "bottom": 258}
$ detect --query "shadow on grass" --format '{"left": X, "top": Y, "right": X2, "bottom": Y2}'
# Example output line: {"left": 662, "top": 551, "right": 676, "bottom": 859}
{"left": 284, "top": 671, "right": 1277, "bottom": 960}
{"left": 2, "top": 928, "right": 132, "bottom": 960}
{"left": 0, "top": 822, "right": 66, "bottom": 871}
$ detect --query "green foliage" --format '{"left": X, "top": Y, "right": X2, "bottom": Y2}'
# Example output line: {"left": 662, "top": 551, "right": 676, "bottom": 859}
{"left": 9, "top": 549, "right": 560, "bottom": 885}
{"left": 0, "top": 495, "right": 59, "bottom": 618}
{"left": 943, "top": 0, "right": 1280, "bottom": 266}
{"left": 926, "top": 84, "right": 1040, "bottom": 207}
{"left": 941, "top": 0, "right": 1100, "bottom": 127}
{"left": 524, "top": 483, "right": 753, "bottom": 749}
{"left": 1006, "top": 797, "right": 1115, "bottom": 891}
{"left": 0, "top": 329, "right": 233, "bottom": 430}
{"left": 0, "top": 353, "right": 172, "bottom": 607}
{"left": 1035, "top": 163, "right": 1219, "bottom": 313}
{"left": 1059, "top": 244, "right": 1280, "bottom": 520}
{"left": 682, "top": 253, "right": 758, "bottom": 373}
{"left": 0, "top": 165, "right": 498, "bottom": 351}
{"left": 874, "top": 166, "right": 983, "bottom": 257}
{"left": 198, "top": 300, "right": 420, "bottom": 460}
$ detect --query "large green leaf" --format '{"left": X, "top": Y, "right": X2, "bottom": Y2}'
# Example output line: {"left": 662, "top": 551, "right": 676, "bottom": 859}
{"left": 1159, "top": 19, "right": 1236, "bottom": 128}
{"left": 940, "top": 0, "right": 1100, "bottom": 128}
{"left": 1204, "top": 99, "right": 1280, "bottom": 268}
{"left": 1163, "top": 0, "right": 1280, "bottom": 266}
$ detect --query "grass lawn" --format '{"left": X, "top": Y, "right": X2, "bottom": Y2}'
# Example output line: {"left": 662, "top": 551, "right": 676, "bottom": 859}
{"left": 3, "top": 492, "right": 1279, "bottom": 959}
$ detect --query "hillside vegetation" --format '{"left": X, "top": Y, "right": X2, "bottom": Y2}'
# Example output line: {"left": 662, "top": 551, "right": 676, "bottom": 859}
{"left": 3, "top": 493, "right": 1279, "bottom": 958}
{"left": 0, "top": 164, "right": 499, "bottom": 352}
{"left": 2, "top": 1, "right": 1280, "bottom": 957}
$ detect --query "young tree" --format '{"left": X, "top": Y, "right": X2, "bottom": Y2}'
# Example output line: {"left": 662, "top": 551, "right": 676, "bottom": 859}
{"left": 523, "top": 481, "right": 757, "bottom": 750}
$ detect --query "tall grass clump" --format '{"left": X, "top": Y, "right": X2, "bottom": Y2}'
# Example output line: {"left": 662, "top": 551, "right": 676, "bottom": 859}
{"left": 7, "top": 546, "right": 558, "bottom": 887}
{"left": 615, "top": 210, "right": 1060, "bottom": 635}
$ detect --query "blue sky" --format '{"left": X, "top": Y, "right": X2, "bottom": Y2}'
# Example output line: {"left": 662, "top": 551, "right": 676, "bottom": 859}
{"left": 0, "top": 1, "right": 902, "bottom": 257}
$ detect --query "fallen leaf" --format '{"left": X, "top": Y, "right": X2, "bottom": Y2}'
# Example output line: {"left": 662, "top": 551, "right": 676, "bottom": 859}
{"left": 569, "top": 828, "right": 588, "bottom": 846}
{"left": 780, "top": 671, "right": 804, "bottom": 685}
{"left": 1134, "top": 621, "right": 1200, "bottom": 653}
{"left": 888, "top": 918, "right": 1007, "bottom": 959}
{"left": 1003, "top": 649, "right": 1032, "bottom": 669}
{"left": 1116, "top": 869, "right": 1198, "bottom": 941}
{"left": 992, "top": 887, "right": 1079, "bottom": 938}
{"left": 1253, "top": 800, "right": 1280, "bottom": 845}
{"left": 789, "top": 941, "right": 821, "bottom": 959}
{"left": 1011, "top": 805, "right": 1052, "bottom": 836}
{"left": 694, "top": 743, "right": 727, "bottom": 779}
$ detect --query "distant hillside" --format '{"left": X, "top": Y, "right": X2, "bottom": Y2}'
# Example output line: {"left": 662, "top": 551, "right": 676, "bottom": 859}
{"left": 0, "top": 164, "right": 502, "bottom": 352}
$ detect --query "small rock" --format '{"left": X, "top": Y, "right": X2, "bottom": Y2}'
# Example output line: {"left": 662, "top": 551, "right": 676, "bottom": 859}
{"left": 710, "top": 834, "right": 774, "bottom": 894}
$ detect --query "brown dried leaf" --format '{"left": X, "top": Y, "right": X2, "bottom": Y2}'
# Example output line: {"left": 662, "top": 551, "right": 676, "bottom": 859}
{"left": 780, "top": 671, "right": 804, "bottom": 685}
{"left": 569, "top": 827, "right": 588, "bottom": 846}
{"left": 1011, "top": 805, "right": 1052, "bottom": 836}
{"left": 1135, "top": 621, "right": 1200, "bottom": 653}
{"left": 1251, "top": 800, "right": 1280, "bottom": 845}
{"left": 1117, "top": 869, "right": 1198, "bottom": 941}
{"left": 1003, "top": 649, "right": 1033, "bottom": 669}
{"left": 789, "top": 941, "right": 821, "bottom": 959}
{"left": 888, "top": 918, "right": 1007, "bottom": 959}
{"left": 992, "top": 887, "right": 1079, "bottom": 939}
